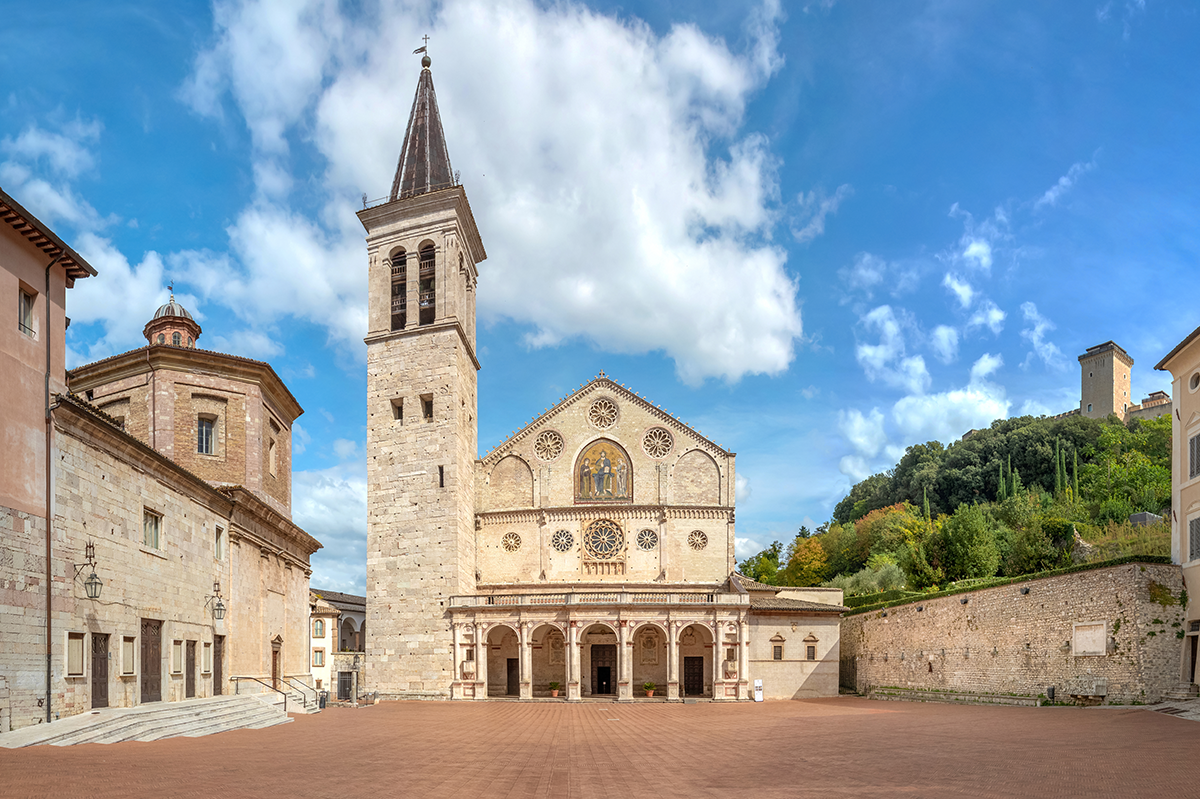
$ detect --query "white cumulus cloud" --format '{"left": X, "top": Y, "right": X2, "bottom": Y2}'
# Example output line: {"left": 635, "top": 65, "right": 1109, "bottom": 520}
{"left": 892, "top": 354, "right": 1010, "bottom": 446}
{"left": 177, "top": 0, "right": 800, "bottom": 385}
{"left": 930, "top": 324, "right": 958, "bottom": 363}
{"left": 855, "top": 305, "right": 930, "bottom": 394}
{"left": 941, "top": 273, "right": 974, "bottom": 308}
{"left": 1019, "top": 301, "right": 1067, "bottom": 370}
{"left": 792, "top": 183, "right": 853, "bottom": 243}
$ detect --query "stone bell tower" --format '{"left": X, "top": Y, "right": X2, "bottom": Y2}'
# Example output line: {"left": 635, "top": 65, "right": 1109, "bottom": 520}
{"left": 358, "top": 52, "right": 486, "bottom": 699}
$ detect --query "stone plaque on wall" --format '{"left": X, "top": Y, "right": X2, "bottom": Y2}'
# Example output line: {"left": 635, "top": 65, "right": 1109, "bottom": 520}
{"left": 1073, "top": 622, "right": 1106, "bottom": 656}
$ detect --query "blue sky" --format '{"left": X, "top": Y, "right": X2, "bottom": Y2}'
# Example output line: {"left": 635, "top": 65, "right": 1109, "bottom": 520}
{"left": 4, "top": 0, "right": 1198, "bottom": 593}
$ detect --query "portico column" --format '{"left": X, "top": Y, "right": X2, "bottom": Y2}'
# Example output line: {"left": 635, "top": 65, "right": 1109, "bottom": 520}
{"left": 617, "top": 621, "right": 631, "bottom": 701}
{"left": 475, "top": 622, "right": 488, "bottom": 699}
{"left": 739, "top": 619, "right": 750, "bottom": 701}
{"left": 667, "top": 620, "right": 680, "bottom": 700}
{"left": 567, "top": 622, "right": 582, "bottom": 702}
{"left": 519, "top": 622, "right": 533, "bottom": 699}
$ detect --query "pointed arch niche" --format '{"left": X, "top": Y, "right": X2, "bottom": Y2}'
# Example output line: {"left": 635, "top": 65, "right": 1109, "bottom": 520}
{"left": 574, "top": 438, "right": 633, "bottom": 503}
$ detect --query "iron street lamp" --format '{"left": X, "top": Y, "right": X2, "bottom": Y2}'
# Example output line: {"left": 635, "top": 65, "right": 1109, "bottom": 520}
{"left": 72, "top": 541, "right": 103, "bottom": 600}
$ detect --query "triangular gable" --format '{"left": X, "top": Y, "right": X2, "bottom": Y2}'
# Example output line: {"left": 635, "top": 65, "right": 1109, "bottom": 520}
{"left": 481, "top": 372, "right": 731, "bottom": 466}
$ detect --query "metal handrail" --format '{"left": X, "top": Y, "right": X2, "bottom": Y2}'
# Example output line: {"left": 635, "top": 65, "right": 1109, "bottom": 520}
{"left": 231, "top": 675, "right": 288, "bottom": 713}
{"left": 281, "top": 675, "right": 317, "bottom": 708}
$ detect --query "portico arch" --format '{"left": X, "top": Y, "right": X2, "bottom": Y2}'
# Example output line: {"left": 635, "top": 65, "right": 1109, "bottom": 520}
{"left": 677, "top": 623, "right": 714, "bottom": 698}
{"left": 631, "top": 622, "right": 668, "bottom": 694}
{"left": 531, "top": 623, "right": 567, "bottom": 697}
{"left": 485, "top": 623, "right": 520, "bottom": 698}
{"left": 580, "top": 623, "right": 620, "bottom": 697}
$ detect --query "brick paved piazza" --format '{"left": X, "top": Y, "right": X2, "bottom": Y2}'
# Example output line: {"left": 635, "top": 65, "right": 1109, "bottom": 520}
{"left": 2, "top": 697, "right": 1198, "bottom": 798}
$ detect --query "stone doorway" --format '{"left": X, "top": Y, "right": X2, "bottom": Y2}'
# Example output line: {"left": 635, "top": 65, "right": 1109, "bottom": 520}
{"left": 592, "top": 644, "right": 616, "bottom": 695}
{"left": 507, "top": 658, "right": 520, "bottom": 696}
{"left": 271, "top": 636, "right": 282, "bottom": 690}
{"left": 91, "top": 633, "right": 110, "bottom": 705}
{"left": 683, "top": 657, "right": 704, "bottom": 696}
{"left": 140, "top": 619, "right": 162, "bottom": 703}
{"left": 185, "top": 641, "right": 197, "bottom": 698}
{"left": 213, "top": 635, "right": 224, "bottom": 696}
{"left": 1190, "top": 635, "right": 1198, "bottom": 683}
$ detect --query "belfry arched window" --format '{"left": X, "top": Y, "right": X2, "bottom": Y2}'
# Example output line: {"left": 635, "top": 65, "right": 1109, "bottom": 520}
{"left": 172, "top": 331, "right": 181, "bottom": 346}
{"left": 418, "top": 243, "right": 435, "bottom": 326}
{"left": 390, "top": 249, "right": 407, "bottom": 331}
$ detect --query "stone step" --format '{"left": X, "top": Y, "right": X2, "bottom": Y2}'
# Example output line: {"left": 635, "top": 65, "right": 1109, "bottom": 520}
{"left": 0, "top": 695, "right": 290, "bottom": 748}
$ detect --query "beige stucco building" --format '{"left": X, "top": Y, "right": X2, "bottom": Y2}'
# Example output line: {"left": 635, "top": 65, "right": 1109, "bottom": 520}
{"left": 0, "top": 186, "right": 320, "bottom": 733}
{"left": 1156, "top": 325, "right": 1200, "bottom": 695}
{"left": 361, "top": 58, "right": 843, "bottom": 704}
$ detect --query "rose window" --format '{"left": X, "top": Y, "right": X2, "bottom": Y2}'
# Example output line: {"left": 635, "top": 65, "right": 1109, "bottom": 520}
{"left": 501, "top": 532, "right": 522, "bottom": 552}
{"left": 588, "top": 398, "right": 618, "bottom": 430}
{"left": 688, "top": 530, "right": 708, "bottom": 551}
{"left": 551, "top": 529, "right": 574, "bottom": 553}
{"left": 642, "top": 427, "right": 673, "bottom": 459}
{"left": 534, "top": 430, "right": 564, "bottom": 461}
{"left": 583, "top": 519, "right": 623, "bottom": 560}
{"left": 636, "top": 528, "right": 658, "bottom": 551}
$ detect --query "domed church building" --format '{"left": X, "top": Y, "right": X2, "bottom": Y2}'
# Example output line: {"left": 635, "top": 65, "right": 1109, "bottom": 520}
{"left": 359, "top": 57, "right": 844, "bottom": 703}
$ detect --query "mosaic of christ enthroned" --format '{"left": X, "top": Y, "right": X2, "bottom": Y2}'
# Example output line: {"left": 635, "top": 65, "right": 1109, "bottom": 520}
{"left": 575, "top": 439, "right": 632, "bottom": 502}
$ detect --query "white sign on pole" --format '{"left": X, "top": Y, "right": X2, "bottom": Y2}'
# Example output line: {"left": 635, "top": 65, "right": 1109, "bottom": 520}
{"left": 754, "top": 679, "right": 763, "bottom": 702}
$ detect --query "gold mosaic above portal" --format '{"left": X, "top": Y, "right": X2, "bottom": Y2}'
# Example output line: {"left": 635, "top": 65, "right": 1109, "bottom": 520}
{"left": 575, "top": 439, "right": 632, "bottom": 503}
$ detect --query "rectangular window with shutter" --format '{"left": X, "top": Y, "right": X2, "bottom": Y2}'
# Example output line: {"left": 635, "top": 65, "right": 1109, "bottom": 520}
{"left": 1190, "top": 517, "right": 1200, "bottom": 563}
{"left": 122, "top": 636, "right": 136, "bottom": 675}
{"left": 203, "top": 642, "right": 213, "bottom": 673}
{"left": 1191, "top": 434, "right": 1200, "bottom": 480}
{"left": 67, "top": 633, "right": 85, "bottom": 676}
{"left": 171, "top": 640, "right": 183, "bottom": 674}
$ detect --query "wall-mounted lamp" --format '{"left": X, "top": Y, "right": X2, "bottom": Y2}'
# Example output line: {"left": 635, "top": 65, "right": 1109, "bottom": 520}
{"left": 72, "top": 541, "right": 103, "bottom": 600}
{"left": 205, "top": 580, "right": 226, "bottom": 621}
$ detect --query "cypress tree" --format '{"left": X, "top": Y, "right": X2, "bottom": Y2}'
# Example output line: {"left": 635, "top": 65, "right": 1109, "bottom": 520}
{"left": 1054, "top": 438, "right": 1062, "bottom": 495}
{"left": 1072, "top": 448, "right": 1079, "bottom": 498}
{"left": 998, "top": 461, "right": 1006, "bottom": 501}
{"left": 923, "top": 486, "right": 931, "bottom": 522}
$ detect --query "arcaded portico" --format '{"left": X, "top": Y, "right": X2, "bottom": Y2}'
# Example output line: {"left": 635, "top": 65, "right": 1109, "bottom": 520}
{"left": 450, "top": 592, "right": 744, "bottom": 701}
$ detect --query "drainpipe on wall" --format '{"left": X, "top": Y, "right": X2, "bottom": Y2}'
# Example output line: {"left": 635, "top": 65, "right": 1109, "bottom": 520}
{"left": 44, "top": 253, "right": 64, "bottom": 724}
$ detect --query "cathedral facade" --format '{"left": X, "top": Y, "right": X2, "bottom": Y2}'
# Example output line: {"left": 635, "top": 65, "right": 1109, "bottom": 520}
{"left": 361, "top": 57, "right": 843, "bottom": 703}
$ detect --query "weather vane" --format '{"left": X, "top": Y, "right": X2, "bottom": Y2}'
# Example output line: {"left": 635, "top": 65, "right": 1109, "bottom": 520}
{"left": 413, "top": 34, "right": 430, "bottom": 55}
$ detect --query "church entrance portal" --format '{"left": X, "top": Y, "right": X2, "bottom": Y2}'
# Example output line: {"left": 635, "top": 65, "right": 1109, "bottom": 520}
{"left": 591, "top": 644, "right": 616, "bottom": 695}
{"left": 683, "top": 657, "right": 704, "bottom": 696}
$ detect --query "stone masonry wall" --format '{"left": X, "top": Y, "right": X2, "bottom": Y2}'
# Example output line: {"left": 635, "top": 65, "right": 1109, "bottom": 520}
{"left": 840, "top": 563, "right": 1185, "bottom": 704}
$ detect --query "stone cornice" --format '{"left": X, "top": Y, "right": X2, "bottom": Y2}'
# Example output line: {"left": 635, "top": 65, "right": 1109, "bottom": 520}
{"left": 357, "top": 186, "right": 486, "bottom": 267}
{"left": 67, "top": 344, "right": 304, "bottom": 423}
{"left": 481, "top": 376, "right": 733, "bottom": 466}
{"left": 476, "top": 504, "right": 733, "bottom": 527}
{"left": 364, "top": 320, "right": 480, "bottom": 371}
{"left": 220, "top": 486, "right": 322, "bottom": 558}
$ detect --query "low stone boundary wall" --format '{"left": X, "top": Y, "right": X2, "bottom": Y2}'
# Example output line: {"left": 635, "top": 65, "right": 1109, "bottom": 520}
{"left": 840, "top": 562, "right": 1185, "bottom": 705}
{"left": 868, "top": 686, "right": 1041, "bottom": 707}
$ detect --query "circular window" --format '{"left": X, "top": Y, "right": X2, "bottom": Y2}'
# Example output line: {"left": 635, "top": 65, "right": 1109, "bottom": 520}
{"left": 534, "top": 430, "right": 564, "bottom": 461}
{"left": 1191, "top": 373, "right": 1200, "bottom": 392}
{"left": 551, "top": 529, "right": 574, "bottom": 552}
{"left": 642, "top": 427, "right": 673, "bottom": 459}
{"left": 501, "top": 532, "right": 522, "bottom": 552}
{"left": 688, "top": 530, "right": 708, "bottom": 551}
{"left": 637, "top": 528, "right": 658, "bottom": 551}
{"left": 588, "top": 398, "right": 618, "bottom": 430}
{"left": 584, "top": 519, "right": 623, "bottom": 560}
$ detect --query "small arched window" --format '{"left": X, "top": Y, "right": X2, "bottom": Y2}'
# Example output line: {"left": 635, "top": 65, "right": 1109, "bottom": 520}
{"left": 314, "top": 619, "right": 325, "bottom": 638}
{"left": 188, "top": 336, "right": 193, "bottom": 348}
{"left": 157, "top": 334, "right": 165, "bottom": 344}
{"left": 172, "top": 331, "right": 181, "bottom": 346}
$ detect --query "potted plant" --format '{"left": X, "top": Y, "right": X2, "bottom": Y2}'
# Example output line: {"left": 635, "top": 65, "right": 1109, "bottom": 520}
{"left": 643, "top": 681, "right": 656, "bottom": 698}
{"left": 549, "top": 681, "right": 560, "bottom": 698}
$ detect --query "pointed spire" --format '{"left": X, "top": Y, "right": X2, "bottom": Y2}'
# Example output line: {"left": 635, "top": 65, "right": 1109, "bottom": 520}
{"left": 390, "top": 53, "right": 455, "bottom": 201}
